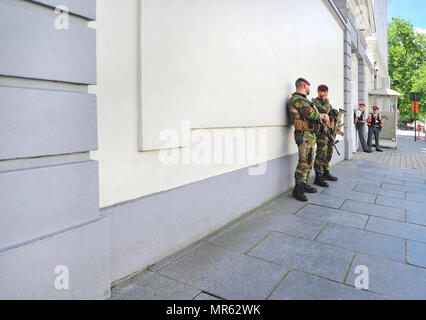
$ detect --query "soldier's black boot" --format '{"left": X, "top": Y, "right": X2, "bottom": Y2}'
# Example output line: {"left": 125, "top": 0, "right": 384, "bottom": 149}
{"left": 323, "top": 171, "right": 338, "bottom": 181}
{"left": 314, "top": 175, "right": 329, "bottom": 187}
{"left": 293, "top": 184, "right": 308, "bottom": 202}
{"left": 304, "top": 184, "right": 318, "bottom": 193}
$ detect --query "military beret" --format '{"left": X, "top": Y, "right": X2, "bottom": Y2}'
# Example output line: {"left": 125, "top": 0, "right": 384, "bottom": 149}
{"left": 373, "top": 105, "right": 380, "bottom": 110}
{"left": 318, "top": 84, "right": 329, "bottom": 92}
{"left": 359, "top": 103, "right": 366, "bottom": 106}
{"left": 296, "top": 78, "right": 310, "bottom": 86}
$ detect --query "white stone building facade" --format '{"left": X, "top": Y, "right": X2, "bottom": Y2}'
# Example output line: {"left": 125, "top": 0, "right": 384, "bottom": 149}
{"left": 0, "top": 0, "right": 390, "bottom": 299}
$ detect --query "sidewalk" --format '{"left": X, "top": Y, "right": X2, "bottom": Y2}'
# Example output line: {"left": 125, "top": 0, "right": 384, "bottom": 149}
{"left": 355, "top": 131, "right": 426, "bottom": 169}
{"left": 111, "top": 135, "right": 426, "bottom": 300}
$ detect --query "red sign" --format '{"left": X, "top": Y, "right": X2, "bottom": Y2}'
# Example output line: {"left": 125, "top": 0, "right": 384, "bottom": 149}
{"left": 412, "top": 101, "right": 420, "bottom": 113}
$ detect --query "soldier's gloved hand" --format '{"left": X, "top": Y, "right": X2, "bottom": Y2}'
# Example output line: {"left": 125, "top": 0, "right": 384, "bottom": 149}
{"left": 320, "top": 114, "right": 330, "bottom": 125}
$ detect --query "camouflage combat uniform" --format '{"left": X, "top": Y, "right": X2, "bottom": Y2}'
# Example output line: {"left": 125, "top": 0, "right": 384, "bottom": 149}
{"left": 289, "top": 93, "right": 321, "bottom": 185}
{"left": 312, "top": 97, "right": 335, "bottom": 175}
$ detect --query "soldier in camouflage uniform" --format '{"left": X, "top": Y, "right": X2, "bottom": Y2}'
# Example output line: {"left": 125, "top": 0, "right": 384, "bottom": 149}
{"left": 288, "top": 78, "right": 330, "bottom": 202}
{"left": 312, "top": 85, "right": 339, "bottom": 186}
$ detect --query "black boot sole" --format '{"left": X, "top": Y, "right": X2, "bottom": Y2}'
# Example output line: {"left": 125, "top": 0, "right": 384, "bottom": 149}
{"left": 304, "top": 189, "right": 318, "bottom": 194}
{"left": 292, "top": 191, "right": 308, "bottom": 202}
{"left": 324, "top": 176, "right": 338, "bottom": 181}
{"left": 314, "top": 179, "right": 329, "bottom": 187}
{"left": 304, "top": 185, "right": 318, "bottom": 193}
{"left": 293, "top": 194, "right": 308, "bottom": 202}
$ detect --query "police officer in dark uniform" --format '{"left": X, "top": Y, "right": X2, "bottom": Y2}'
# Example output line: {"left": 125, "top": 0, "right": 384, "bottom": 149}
{"left": 354, "top": 103, "right": 372, "bottom": 153}
{"left": 367, "top": 105, "right": 384, "bottom": 152}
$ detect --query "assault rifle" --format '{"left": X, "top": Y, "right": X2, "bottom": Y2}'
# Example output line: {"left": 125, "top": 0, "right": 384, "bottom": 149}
{"left": 329, "top": 109, "right": 346, "bottom": 141}
{"left": 310, "top": 103, "right": 345, "bottom": 157}
{"left": 319, "top": 119, "right": 341, "bottom": 156}
{"left": 324, "top": 108, "right": 346, "bottom": 156}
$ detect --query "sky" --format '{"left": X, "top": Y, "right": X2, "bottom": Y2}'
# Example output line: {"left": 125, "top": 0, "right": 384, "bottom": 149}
{"left": 388, "top": 0, "right": 426, "bottom": 33}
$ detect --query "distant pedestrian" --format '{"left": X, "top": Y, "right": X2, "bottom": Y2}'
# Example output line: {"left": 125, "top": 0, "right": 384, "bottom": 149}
{"left": 354, "top": 103, "right": 372, "bottom": 153}
{"left": 367, "top": 106, "right": 384, "bottom": 152}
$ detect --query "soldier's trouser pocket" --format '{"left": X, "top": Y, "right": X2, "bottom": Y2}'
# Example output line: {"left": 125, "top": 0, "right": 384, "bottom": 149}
{"left": 294, "top": 131, "right": 304, "bottom": 146}
{"left": 296, "top": 131, "right": 314, "bottom": 160}
{"left": 294, "top": 131, "right": 315, "bottom": 184}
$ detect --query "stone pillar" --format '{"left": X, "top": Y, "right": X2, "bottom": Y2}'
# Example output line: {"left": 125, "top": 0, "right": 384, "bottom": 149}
{"left": 358, "top": 58, "right": 369, "bottom": 142}
{"left": 0, "top": 0, "right": 110, "bottom": 299}
{"left": 358, "top": 58, "right": 368, "bottom": 105}
{"left": 343, "top": 27, "right": 354, "bottom": 160}
{"left": 335, "top": 0, "right": 356, "bottom": 159}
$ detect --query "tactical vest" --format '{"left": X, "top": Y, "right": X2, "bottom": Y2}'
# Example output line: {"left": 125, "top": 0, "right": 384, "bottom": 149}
{"left": 313, "top": 98, "right": 332, "bottom": 128}
{"left": 288, "top": 96, "right": 315, "bottom": 131}
{"left": 313, "top": 98, "right": 331, "bottom": 115}
{"left": 368, "top": 113, "right": 382, "bottom": 128}
{"left": 354, "top": 108, "right": 365, "bottom": 124}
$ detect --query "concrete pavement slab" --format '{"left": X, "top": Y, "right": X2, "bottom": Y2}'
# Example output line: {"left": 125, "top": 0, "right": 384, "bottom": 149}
{"left": 316, "top": 224, "right": 405, "bottom": 262}
{"left": 111, "top": 271, "right": 201, "bottom": 300}
{"left": 150, "top": 240, "right": 207, "bottom": 272}
{"left": 385, "top": 173, "right": 406, "bottom": 180}
{"left": 208, "top": 211, "right": 325, "bottom": 253}
{"left": 404, "top": 170, "right": 426, "bottom": 177}
{"left": 406, "top": 192, "right": 426, "bottom": 204}
{"left": 331, "top": 172, "right": 383, "bottom": 182}
{"left": 194, "top": 293, "right": 221, "bottom": 300}
{"left": 345, "top": 254, "right": 426, "bottom": 300}
{"left": 248, "top": 232, "right": 354, "bottom": 282}
{"left": 407, "top": 210, "right": 426, "bottom": 227}
{"left": 380, "top": 178, "right": 406, "bottom": 186}
{"left": 305, "top": 193, "right": 346, "bottom": 209}
{"left": 354, "top": 184, "right": 405, "bottom": 199}
{"left": 402, "top": 176, "right": 426, "bottom": 183}
{"left": 320, "top": 188, "right": 376, "bottom": 203}
{"left": 389, "top": 171, "right": 424, "bottom": 179}
{"left": 261, "top": 193, "right": 311, "bottom": 215}
{"left": 332, "top": 179, "right": 383, "bottom": 188}
{"left": 338, "top": 168, "right": 387, "bottom": 178}
{"left": 376, "top": 196, "right": 426, "bottom": 212}
{"left": 405, "top": 181, "right": 426, "bottom": 189}
{"left": 315, "top": 181, "right": 358, "bottom": 192}
{"left": 382, "top": 183, "right": 426, "bottom": 195}
{"left": 341, "top": 200, "right": 405, "bottom": 221}
{"left": 158, "top": 243, "right": 288, "bottom": 300}
{"left": 406, "top": 240, "right": 426, "bottom": 268}
{"left": 296, "top": 205, "right": 368, "bottom": 229}
{"left": 366, "top": 217, "right": 426, "bottom": 243}
{"left": 269, "top": 270, "right": 389, "bottom": 300}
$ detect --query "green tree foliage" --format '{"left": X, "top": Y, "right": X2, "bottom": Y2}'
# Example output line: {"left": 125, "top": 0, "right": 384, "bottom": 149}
{"left": 388, "top": 17, "right": 425, "bottom": 123}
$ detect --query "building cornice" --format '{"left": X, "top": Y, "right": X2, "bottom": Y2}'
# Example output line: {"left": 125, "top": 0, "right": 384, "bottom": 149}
{"left": 366, "top": 38, "right": 389, "bottom": 75}
{"left": 322, "top": 0, "right": 347, "bottom": 31}
{"left": 347, "top": 7, "right": 368, "bottom": 50}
